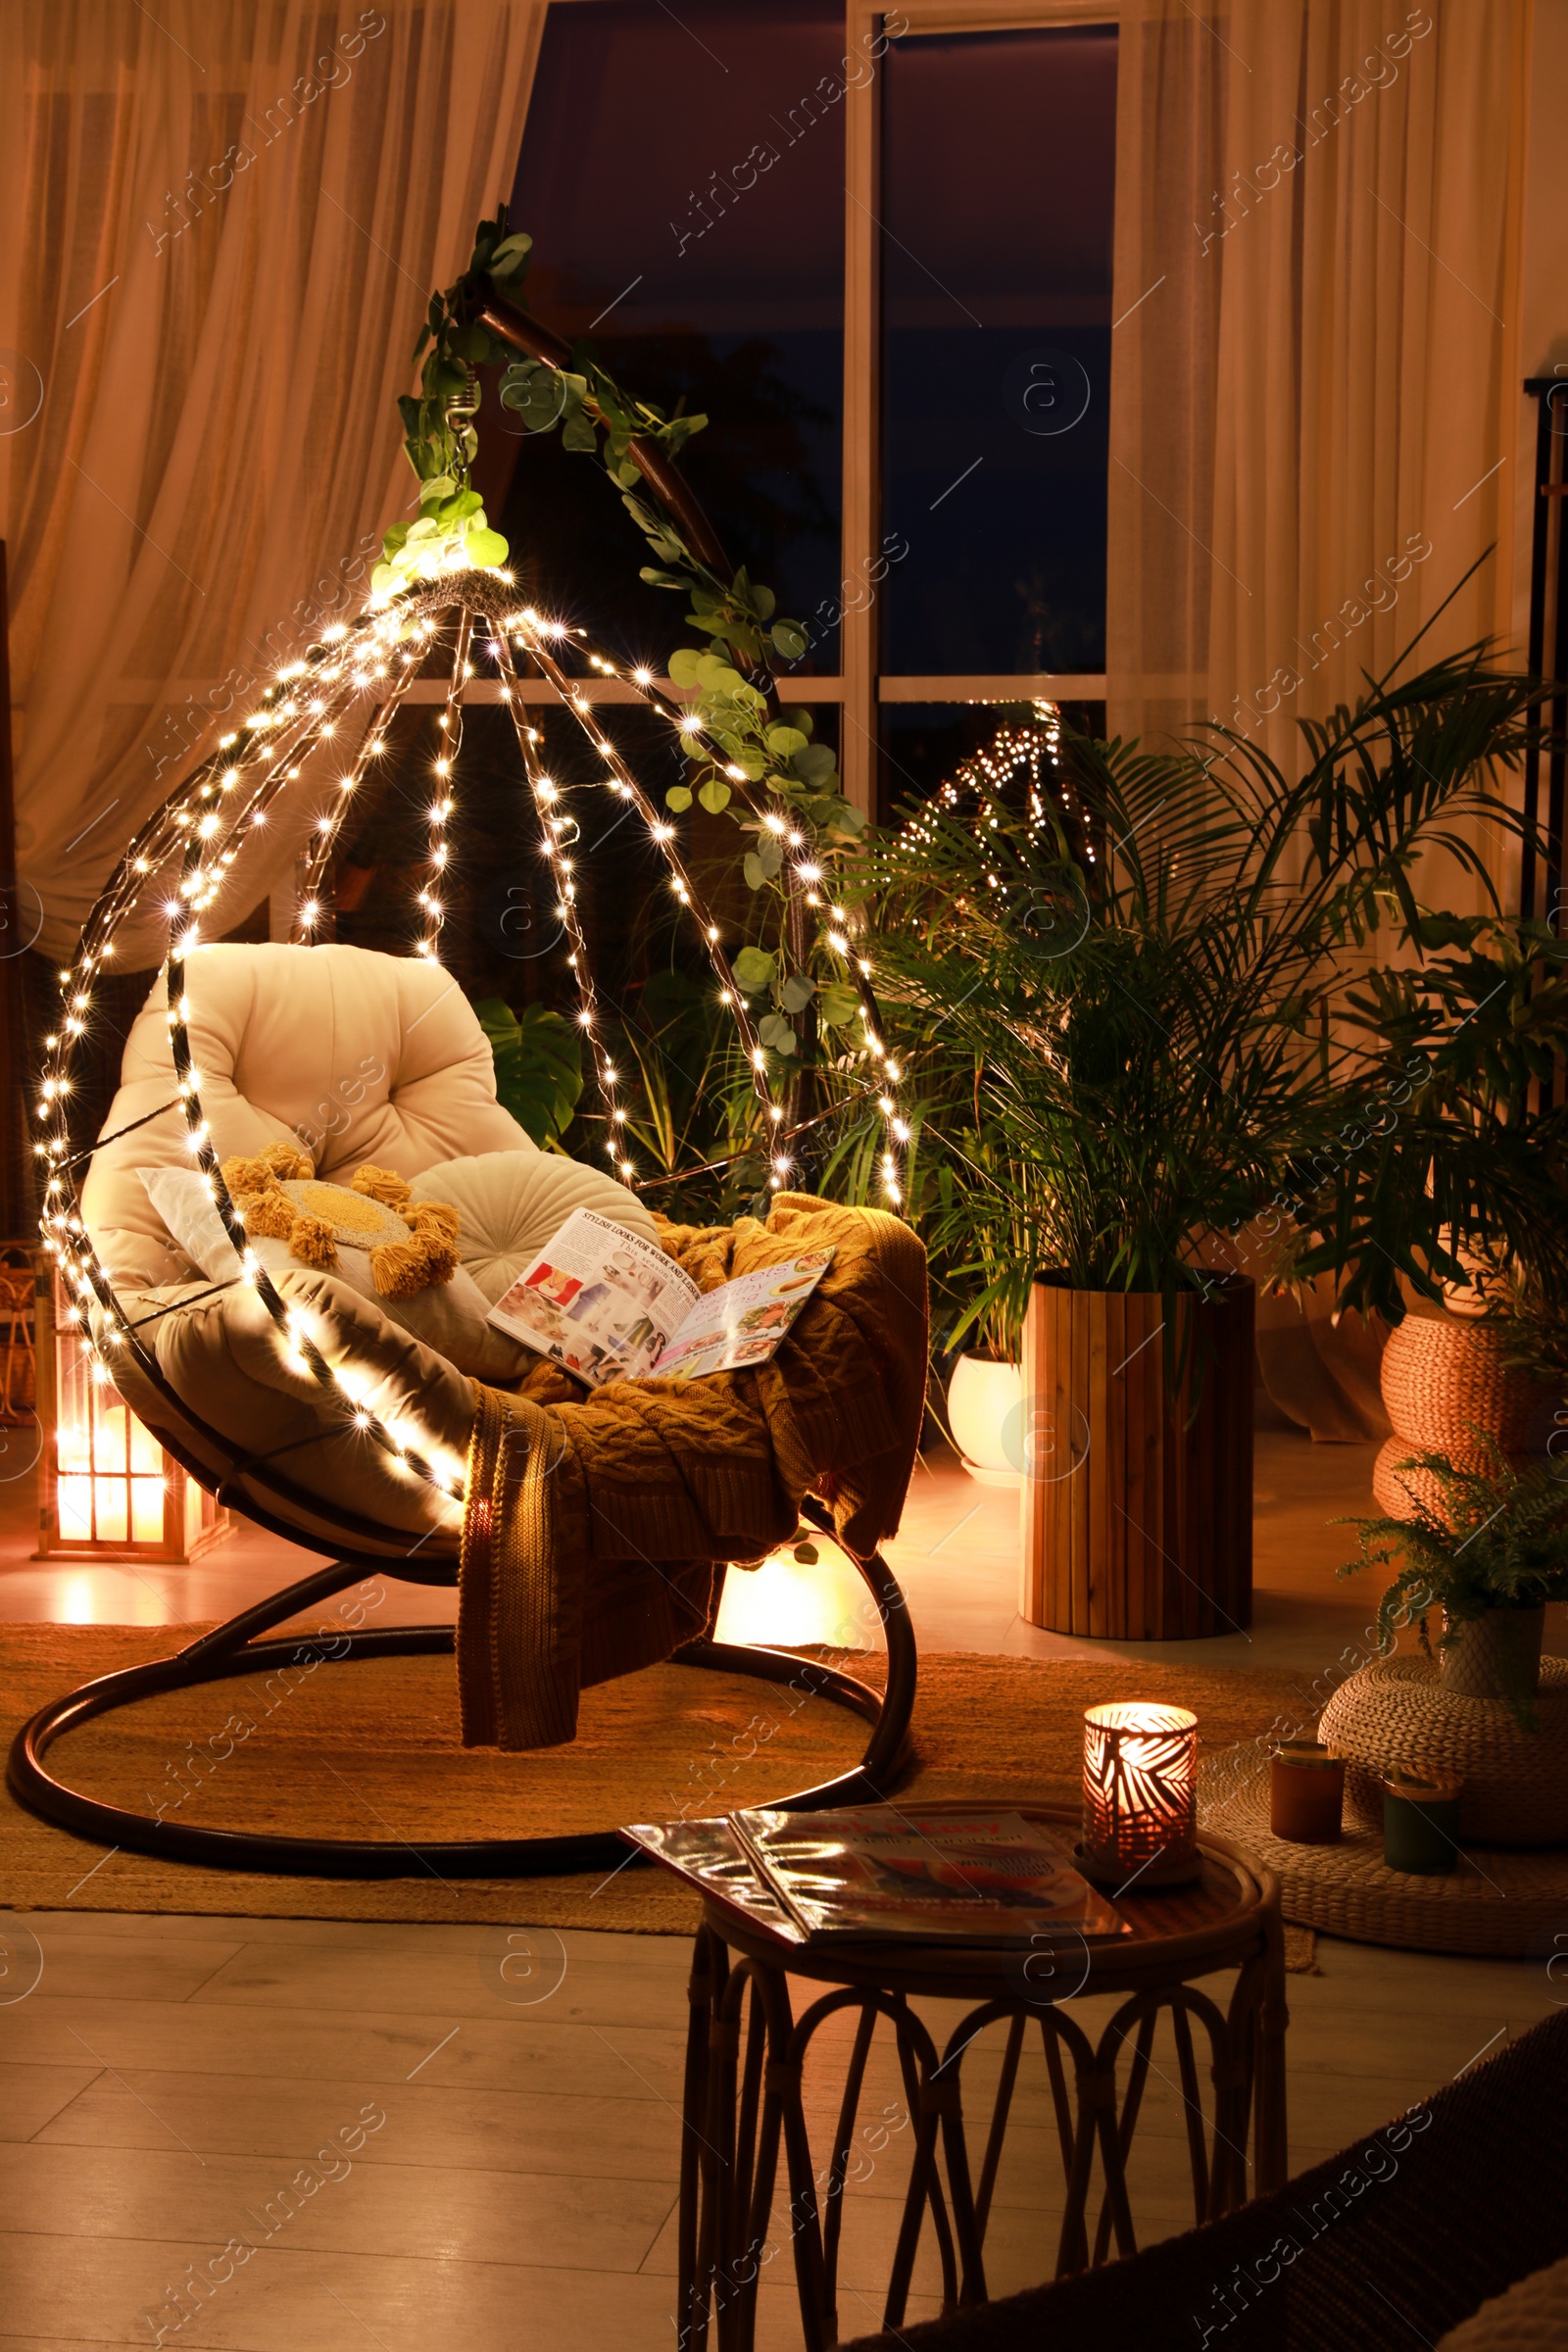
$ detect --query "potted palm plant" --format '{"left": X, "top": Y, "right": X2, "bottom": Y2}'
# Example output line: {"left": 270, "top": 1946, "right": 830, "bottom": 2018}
{"left": 865, "top": 635, "right": 1555, "bottom": 1641}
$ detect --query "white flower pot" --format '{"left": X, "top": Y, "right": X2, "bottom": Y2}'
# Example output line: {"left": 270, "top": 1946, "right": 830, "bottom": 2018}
{"left": 947, "top": 1353, "right": 1024, "bottom": 1486}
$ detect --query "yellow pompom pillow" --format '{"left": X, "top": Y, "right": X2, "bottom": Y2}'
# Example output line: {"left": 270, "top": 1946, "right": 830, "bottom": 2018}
{"left": 219, "top": 1144, "right": 460, "bottom": 1299}
{"left": 138, "top": 1150, "right": 528, "bottom": 1383}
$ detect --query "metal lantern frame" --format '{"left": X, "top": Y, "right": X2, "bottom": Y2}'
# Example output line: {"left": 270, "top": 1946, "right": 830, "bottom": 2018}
{"left": 1081, "top": 1701, "right": 1200, "bottom": 1890}
{"left": 8, "top": 367, "right": 918, "bottom": 1875}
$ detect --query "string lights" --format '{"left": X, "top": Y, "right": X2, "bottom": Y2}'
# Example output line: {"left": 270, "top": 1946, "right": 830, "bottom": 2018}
{"left": 414, "top": 610, "right": 471, "bottom": 962}
{"left": 39, "top": 567, "right": 910, "bottom": 1526}
{"left": 39, "top": 595, "right": 469, "bottom": 1518}
{"left": 895, "top": 704, "right": 1088, "bottom": 1005}
{"left": 504, "top": 609, "right": 909, "bottom": 1207}
{"left": 901, "top": 703, "right": 1074, "bottom": 867}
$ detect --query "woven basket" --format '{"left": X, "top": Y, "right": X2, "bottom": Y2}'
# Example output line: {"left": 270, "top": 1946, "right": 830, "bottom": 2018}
{"left": 1319, "top": 1654, "right": 1568, "bottom": 1845}
{"left": 1371, "top": 1439, "right": 1454, "bottom": 1517}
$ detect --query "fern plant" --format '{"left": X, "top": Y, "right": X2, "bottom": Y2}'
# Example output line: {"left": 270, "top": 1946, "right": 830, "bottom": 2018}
{"left": 1337, "top": 1432, "right": 1568, "bottom": 1725}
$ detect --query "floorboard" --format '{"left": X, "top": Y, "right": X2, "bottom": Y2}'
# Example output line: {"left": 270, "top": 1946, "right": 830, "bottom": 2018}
{"left": 2, "top": 1431, "right": 1560, "bottom": 2344}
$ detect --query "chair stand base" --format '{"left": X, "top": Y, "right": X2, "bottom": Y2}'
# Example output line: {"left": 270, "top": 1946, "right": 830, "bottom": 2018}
{"left": 7, "top": 1537, "right": 917, "bottom": 1882}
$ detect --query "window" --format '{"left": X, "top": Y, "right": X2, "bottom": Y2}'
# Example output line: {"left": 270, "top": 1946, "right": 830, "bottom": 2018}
{"left": 502, "top": 1, "right": 1117, "bottom": 819}
{"left": 503, "top": 0, "right": 847, "bottom": 662}
{"left": 875, "top": 19, "right": 1115, "bottom": 812}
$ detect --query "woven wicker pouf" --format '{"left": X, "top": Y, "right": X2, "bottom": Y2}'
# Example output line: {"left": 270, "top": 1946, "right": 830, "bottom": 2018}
{"left": 1204, "top": 1765, "right": 1568, "bottom": 1957}
{"left": 1319, "top": 1655, "right": 1568, "bottom": 1845}
{"left": 1374, "top": 1314, "right": 1556, "bottom": 1515}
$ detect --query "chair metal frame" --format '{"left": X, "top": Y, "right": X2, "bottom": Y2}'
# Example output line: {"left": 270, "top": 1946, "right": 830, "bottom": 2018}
{"left": 8, "top": 1491, "right": 917, "bottom": 1879}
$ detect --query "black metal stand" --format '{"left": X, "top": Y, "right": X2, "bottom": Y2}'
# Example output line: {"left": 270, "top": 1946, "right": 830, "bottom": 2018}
{"left": 7, "top": 1513, "right": 917, "bottom": 1880}
{"left": 1522, "top": 375, "right": 1568, "bottom": 940}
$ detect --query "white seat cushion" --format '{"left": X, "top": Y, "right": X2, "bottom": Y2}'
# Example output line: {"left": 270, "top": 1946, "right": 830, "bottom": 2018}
{"left": 109, "top": 1267, "right": 474, "bottom": 1552}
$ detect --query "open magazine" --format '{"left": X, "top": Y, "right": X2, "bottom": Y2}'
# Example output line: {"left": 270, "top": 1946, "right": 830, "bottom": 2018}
{"left": 622, "top": 1807, "right": 1128, "bottom": 1947}
{"left": 485, "top": 1208, "right": 835, "bottom": 1390}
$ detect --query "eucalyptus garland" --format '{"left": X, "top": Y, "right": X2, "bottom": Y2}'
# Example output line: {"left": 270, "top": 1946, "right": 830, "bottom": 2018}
{"left": 376, "top": 207, "right": 870, "bottom": 1072}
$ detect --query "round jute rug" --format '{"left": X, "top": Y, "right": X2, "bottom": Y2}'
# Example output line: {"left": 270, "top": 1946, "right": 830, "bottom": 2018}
{"left": 1, "top": 1623, "right": 1311, "bottom": 1936}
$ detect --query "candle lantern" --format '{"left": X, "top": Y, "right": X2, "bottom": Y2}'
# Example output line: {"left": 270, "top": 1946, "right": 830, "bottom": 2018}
{"left": 1081, "top": 1700, "right": 1200, "bottom": 1888}
{"left": 36, "top": 1269, "right": 228, "bottom": 1563}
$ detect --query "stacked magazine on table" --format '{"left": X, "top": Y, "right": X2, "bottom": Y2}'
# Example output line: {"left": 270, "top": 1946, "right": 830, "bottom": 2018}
{"left": 622, "top": 1807, "right": 1130, "bottom": 1948}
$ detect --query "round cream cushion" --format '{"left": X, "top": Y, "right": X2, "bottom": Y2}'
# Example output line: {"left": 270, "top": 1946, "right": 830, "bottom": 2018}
{"left": 411, "top": 1150, "right": 661, "bottom": 1302}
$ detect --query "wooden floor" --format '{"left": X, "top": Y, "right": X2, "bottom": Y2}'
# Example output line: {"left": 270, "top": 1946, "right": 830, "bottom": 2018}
{"left": 0, "top": 1913, "right": 1555, "bottom": 2349}
{"left": 2, "top": 1424, "right": 1561, "bottom": 2346}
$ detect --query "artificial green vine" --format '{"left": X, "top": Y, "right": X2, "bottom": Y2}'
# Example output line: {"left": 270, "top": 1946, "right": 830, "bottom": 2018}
{"left": 371, "top": 210, "right": 531, "bottom": 591}
{"left": 378, "top": 206, "right": 871, "bottom": 1070}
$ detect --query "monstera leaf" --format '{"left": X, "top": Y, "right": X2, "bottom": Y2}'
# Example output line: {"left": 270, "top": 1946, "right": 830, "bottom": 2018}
{"left": 474, "top": 999, "right": 583, "bottom": 1147}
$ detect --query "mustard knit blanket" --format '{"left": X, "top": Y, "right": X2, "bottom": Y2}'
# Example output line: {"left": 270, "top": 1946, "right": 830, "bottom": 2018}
{"left": 456, "top": 1194, "right": 928, "bottom": 1750}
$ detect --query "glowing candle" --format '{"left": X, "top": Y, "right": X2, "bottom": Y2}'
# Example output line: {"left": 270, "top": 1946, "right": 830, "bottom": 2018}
{"left": 1081, "top": 1700, "right": 1200, "bottom": 1888}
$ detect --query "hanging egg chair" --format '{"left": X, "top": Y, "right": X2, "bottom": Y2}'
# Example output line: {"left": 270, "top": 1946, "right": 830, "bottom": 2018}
{"left": 7, "top": 278, "right": 917, "bottom": 1880}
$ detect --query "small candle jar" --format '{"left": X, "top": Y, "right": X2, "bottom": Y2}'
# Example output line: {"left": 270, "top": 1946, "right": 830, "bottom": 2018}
{"left": 1380, "top": 1771, "right": 1464, "bottom": 1876}
{"left": 1269, "top": 1740, "right": 1345, "bottom": 1844}
{"left": 1081, "top": 1701, "right": 1200, "bottom": 1889}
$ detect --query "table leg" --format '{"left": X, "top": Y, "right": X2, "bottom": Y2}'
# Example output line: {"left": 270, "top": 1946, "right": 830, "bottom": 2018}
{"left": 1056, "top": 2056, "right": 1105, "bottom": 2276}
{"left": 822, "top": 2002, "right": 878, "bottom": 2298}
{"left": 780, "top": 2057, "right": 834, "bottom": 2352}
{"left": 679, "top": 1926, "right": 722, "bottom": 2352}
{"left": 930, "top": 2074, "right": 988, "bottom": 2308}
{"left": 974, "top": 2012, "right": 1027, "bottom": 2240}
{"left": 893, "top": 2006, "right": 959, "bottom": 2313}
{"left": 1253, "top": 1906, "right": 1291, "bottom": 2194}
{"left": 719, "top": 1963, "right": 793, "bottom": 2352}
{"left": 886, "top": 2101, "right": 947, "bottom": 2326}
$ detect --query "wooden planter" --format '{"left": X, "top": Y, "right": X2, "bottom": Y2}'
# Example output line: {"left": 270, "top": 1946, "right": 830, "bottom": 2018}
{"left": 1019, "top": 1275, "right": 1253, "bottom": 1640}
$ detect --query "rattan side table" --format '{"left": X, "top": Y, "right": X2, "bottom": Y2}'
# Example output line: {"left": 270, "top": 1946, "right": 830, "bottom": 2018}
{"left": 675, "top": 1810, "right": 1287, "bottom": 2351}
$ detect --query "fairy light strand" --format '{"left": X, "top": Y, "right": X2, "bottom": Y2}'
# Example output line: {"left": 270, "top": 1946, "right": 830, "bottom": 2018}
{"left": 39, "top": 598, "right": 467, "bottom": 1513}
{"left": 499, "top": 620, "right": 789, "bottom": 1176}
{"left": 40, "top": 566, "right": 915, "bottom": 1528}
{"left": 500, "top": 612, "right": 909, "bottom": 1201}
{"left": 415, "top": 609, "right": 470, "bottom": 961}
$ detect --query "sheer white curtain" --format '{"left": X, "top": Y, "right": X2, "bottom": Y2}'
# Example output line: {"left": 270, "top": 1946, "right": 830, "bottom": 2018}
{"left": 1109, "top": 0, "right": 1529, "bottom": 753}
{"left": 1106, "top": 0, "right": 1533, "bottom": 1439}
{"left": 0, "top": 1, "right": 544, "bottom": 960}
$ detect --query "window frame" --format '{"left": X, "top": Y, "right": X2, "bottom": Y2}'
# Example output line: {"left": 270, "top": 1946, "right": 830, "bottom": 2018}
{"left": 842, "top": 0, "right": 1114, "bottom": 812}
{"left": 535, "top": 0, "right": 1117, "bottom": 811}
